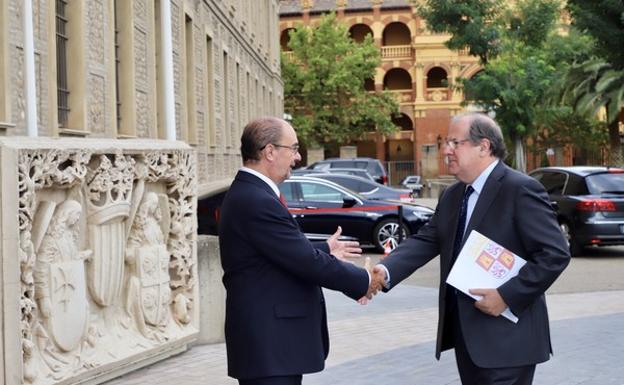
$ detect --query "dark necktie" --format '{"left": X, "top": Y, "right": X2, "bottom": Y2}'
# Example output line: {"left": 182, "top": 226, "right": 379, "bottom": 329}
{"left": 279, "top": 193, "right": 288, "bottom": 208}
{"left": 452, "top": 185, "right": 474, "bottom": 260}
{"left": 447, "top": 185, "right": 475, "bottom": 317}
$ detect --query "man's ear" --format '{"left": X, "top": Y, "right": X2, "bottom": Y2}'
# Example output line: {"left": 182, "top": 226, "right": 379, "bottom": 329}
{"left": 264, "top": 144, "right": 276, "bottom": 162}
{"left": 479, "top": 139, "right": 491, "bottom": 156}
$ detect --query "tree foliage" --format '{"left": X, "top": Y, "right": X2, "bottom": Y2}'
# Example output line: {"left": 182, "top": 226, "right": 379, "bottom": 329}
{"left": 418, "top": 0, "right": 601, "bottom": 170}
{"left": 566, "top": 0, "right": 624, "bottom": 69}
{"left": 281, "top": 13, "right": 399, "bottom": 147}
{"left": 417, "top": 0, "right": 504, "bottom": 64}
{"left": 563, "top": 0, "right": 624, "bottom": 162}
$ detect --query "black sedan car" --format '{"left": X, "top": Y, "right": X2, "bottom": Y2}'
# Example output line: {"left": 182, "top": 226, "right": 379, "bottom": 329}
{"left": 529, "top": 166, "right": 624, "bottom": 256}
{"left": 280, "top": 176, "right": 433, "bottom": 252}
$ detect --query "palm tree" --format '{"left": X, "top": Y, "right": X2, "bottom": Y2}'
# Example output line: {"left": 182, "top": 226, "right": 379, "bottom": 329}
{"left": 562, "top": 58, "right": 624, "bottom": 164}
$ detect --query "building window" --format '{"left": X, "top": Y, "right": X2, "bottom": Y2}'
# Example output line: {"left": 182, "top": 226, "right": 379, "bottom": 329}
{"left": 427, "top": 67, "right": 448, "bottom": 88}
{"left": 185, "top": 14, "right": 196, "bottom": 143}
{"left": 206, "top": 35, "right": 215, "bottom": 146}
{"left": 223, "top": 51, "right": 230, "bottom": 147}
{"left": 56, "top": 0, "right": 69, "bottom": 127}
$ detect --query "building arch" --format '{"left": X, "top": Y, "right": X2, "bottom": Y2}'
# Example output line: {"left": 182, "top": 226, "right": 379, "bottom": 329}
{"left": 426, "top": 66, "right": 448, "bottom": 88}
{"left": 349, "top": 23, "right": 373, "bottom": 43}
{"left": 382, "top": 22, "right": 411, "bottom": 45}
{"left": 383, "top": 68, "right": 412, "bottom": 90}
{"left": 392, "top": 113, "right": 413, "bottom": 131}
{"left": 460, "top": 63, "right": 483, "bottom": 80}
{"left": 280, "top": 28, "right": 296, "bottom": 51}
{"left": 364, "top": 77, "right": 375, "bottom": 91}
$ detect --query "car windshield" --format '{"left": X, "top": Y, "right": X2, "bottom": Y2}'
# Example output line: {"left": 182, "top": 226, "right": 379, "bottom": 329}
{"left": 585, "top": 173, "right": 624, "bottom": 194}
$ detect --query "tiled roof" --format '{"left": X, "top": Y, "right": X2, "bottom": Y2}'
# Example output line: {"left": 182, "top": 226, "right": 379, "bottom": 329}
{"left": 279, "top": 0, "right": 412, "bottom": 15}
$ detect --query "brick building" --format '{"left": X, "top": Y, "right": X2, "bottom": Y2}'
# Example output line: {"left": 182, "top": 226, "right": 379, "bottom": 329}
{"left": 279, "top": 0, "right": 483, "bottom": 178}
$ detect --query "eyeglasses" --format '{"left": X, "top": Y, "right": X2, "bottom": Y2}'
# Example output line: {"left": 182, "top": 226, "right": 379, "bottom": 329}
{"left": 271, "top": 143, "right": 300, "bottom": 154}
{"left": 444, "top": 138, "right": 471, "bottom": 150}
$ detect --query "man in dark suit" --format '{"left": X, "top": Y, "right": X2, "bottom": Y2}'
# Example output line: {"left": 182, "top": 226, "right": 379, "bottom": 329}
{"left": 371, "top": 113, "right": 570, "bottom": 385}
{"left": 219, "top": 117, "right": 371, "bottom": 385}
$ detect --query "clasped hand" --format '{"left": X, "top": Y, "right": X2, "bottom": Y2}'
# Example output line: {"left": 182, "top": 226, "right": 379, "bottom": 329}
{"left": 358, "top": 258, "right": 387, "bottom": 305}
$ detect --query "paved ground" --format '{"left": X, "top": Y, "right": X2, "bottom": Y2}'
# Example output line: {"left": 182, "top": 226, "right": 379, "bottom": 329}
{"left": 107, "top": 247, "right": 624, "bottom": 385}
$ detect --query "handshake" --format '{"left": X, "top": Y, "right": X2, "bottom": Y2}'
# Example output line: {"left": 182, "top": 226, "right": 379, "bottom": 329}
{"left": 325, "top": 227, "right": 388, "bottom": 304}
{"left": 360, "top": 257, "right": 388, "bottom": 305}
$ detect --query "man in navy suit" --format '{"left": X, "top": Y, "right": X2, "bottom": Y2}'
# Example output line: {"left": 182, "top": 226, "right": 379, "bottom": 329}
{"left": 219, "top": 116, "right": 371, "bottom": 385}
{"left": 371, "top": 113, "right": 570, "bottom": 385}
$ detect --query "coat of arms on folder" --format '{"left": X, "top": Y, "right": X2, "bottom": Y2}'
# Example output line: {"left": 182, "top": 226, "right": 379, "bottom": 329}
{"left": 446, "top": 230, "right": 527, "bottom": 323}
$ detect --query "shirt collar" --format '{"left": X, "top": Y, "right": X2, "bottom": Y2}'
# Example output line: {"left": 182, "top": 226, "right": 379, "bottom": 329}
{"left": 240, "top": 166, "right": 281, "bottom": 198}
{"left": 470, "top": 159, "right": 499, "bottom": 195}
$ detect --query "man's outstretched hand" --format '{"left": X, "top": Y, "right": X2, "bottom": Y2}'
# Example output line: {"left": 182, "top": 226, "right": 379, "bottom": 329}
{"left": 328, "top": 226, "right": 362, "bottom": 260}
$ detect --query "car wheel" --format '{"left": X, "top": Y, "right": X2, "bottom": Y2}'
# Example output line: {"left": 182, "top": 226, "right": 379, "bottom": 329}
{"left": 559, "top": 221, "right": 583, "bottom": 257}
{"left": 373, "top": 219, "right": 409, "bottom": 253}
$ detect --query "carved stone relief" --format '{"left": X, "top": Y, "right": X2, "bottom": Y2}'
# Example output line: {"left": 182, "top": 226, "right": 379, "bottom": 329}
{"left": 88, "top": 0, "right": 105, "bottom": 64}
{"left": 88, "top": 74, "right": 106, "bottom": 134}
{"left": 13, "top": 142, "right": 197, "bottom": 385}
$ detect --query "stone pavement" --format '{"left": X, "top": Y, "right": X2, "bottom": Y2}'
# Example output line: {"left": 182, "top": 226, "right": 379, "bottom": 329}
{"left": 106, "top": 285, "right": 624, "bottom": 385}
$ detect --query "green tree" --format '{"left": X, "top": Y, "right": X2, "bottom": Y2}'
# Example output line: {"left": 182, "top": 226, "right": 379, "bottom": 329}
{"left": 417, "top": 0, "right": 504, "bottom": 64}
{"left": 282, "top": 13, "right": 399, "bottom": 148}
{"left": 419, "top": 0, "right": 598, "bottom": 171}
{"left": 562, "top": 1, "right": 624, "bottom": 163}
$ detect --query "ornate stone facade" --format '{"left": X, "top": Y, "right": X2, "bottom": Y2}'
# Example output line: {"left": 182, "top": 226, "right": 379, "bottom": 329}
{"left": 0, "top": 3, "right": 283, "bottom": 384}
{"left": 0, "top": 0, "right": 283, "bottom": 197}
{"left": 3, "top": 138, "right": 197, "bottom": 385}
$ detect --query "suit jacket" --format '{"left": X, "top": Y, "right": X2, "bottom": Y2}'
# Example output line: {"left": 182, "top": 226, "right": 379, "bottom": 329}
{"left": 219, "top": 170, "right": 369, "bottom": 380}
{"left": 382, "top": 161, "right": 570, "bottom": 368}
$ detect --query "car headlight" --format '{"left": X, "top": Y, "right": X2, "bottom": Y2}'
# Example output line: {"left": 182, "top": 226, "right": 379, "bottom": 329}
{"left": 408, "top": 208, "right": 433, "bottom": 221}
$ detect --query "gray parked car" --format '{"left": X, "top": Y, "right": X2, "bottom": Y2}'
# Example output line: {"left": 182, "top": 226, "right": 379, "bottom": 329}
{"left": 306, "top": 157, "right": 388, "bottom": 185}
{"left": 304, "top": 173, "right": 414, "bottom": 202}
{"left": 529, "top": 166, "right": 624, "bottom": 256}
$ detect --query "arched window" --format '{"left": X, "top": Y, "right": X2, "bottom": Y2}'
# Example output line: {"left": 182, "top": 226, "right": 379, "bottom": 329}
{"left": 280, "top": 28, "right": 296, "bottom": 51}
{"left": 349, "top": 24, "right": 373, "bottom": 43}
{"left": 391, "top": 113, "right": 413, "bottom": 131}
{"left": 382, "top": 22, "right": 411, "bottom": 45}
{"left": 364, "top": 78, "right": 375, "bottom": 91}
{"left": 426, "top": 67, "right": 448, "bottom": 88}
{"left": 383, "top": 68, "right": 412, "bottom": 90}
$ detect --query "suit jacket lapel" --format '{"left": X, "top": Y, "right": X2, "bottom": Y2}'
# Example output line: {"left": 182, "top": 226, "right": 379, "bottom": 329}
{"left": 464, "top": 161, "right": 506, "bottom": 240}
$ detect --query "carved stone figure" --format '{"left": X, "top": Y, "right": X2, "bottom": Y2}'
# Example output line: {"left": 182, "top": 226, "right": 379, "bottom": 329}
{"left": 125, "top": 192, "right": 172, "bottom": 338}
{"left": 33, "top": 200, "right": 92, "bottom": 352}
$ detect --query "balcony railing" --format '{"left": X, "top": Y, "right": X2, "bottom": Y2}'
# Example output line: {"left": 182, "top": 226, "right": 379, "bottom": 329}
{"left": 283, "top": 51, "right": 294, "bottom": 61}
{"left": 426, "top": 87, "right": 450, "bottom": 102}
{"left": 388, "top": 89, "right": 413, "bottom": 103}
{"left": 381, "top": 45, "right": 412, "bottom": 59}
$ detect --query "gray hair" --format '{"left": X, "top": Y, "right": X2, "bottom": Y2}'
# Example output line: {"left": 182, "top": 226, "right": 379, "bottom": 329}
{"left": 452, "top": 113, "right": 507, "bottom": 159}
{"left": 240, "top": 117, "right": 287, "bottom": 162}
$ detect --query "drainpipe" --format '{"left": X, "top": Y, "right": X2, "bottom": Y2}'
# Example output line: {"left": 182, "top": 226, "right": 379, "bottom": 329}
{"left": 24, "top": 0, "right": 38, "bottom": 137}
{"left": 160, "top": 0, "right": 176, "bottom": 140}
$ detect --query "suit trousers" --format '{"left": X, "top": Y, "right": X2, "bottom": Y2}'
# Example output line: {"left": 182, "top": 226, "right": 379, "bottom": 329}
{"left": 238, "top": 375, "right": 302, "bottom": 385}
{"left": 451, "top": 310, "right": 536, "bottom": 385}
